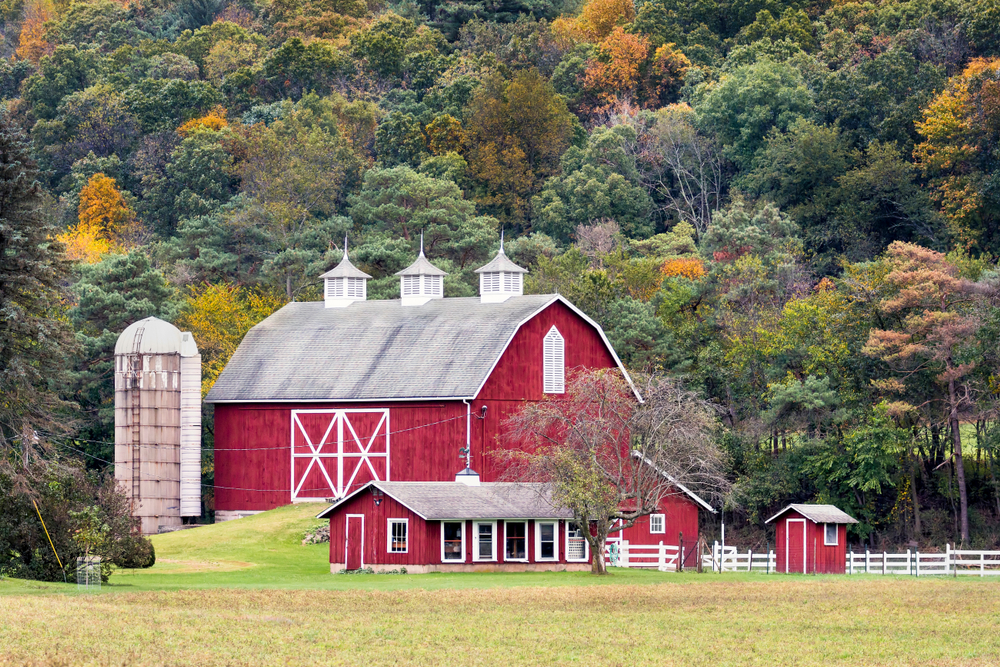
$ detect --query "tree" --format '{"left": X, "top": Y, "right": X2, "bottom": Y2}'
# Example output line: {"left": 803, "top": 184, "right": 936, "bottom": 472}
{"left": 16, "top": 0, "right": 53, "bottom": 64}
{"left": 464, "top": 69, "right": 576, "bottom": 225}
{"left": 503, "top": 369, "right": 727, "bottom": 574}
{"left": 0, "top": 113, "right": 75, "bottom": 450}
{"left": 863, "top": 242, "right": 981, "bottom": 544}
{"left": 174, "top": 282, "right": 284, "bottom": 396}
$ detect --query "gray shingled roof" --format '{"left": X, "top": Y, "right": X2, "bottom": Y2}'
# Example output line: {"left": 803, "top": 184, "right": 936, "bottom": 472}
{"left": 475, "top": 249, "right": 527, "bottom": 274}
{"left": 317, "top": 481, "right": 573, "bottom": 520}
{"left": 765, "top": 504, "right": 859, "bottom": 525}
{"left": 205, "top": 295, "right": 566, "bottom": 402}
{"left": 395, "top": 252, "right": 447, "bottom": 276}
{"left": 320, "top": 253, "right": 372, "bottom": 279}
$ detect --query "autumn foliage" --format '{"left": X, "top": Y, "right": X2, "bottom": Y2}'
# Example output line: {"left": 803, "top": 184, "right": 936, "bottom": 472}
{"left": 661, "top": 257, "right": 706, "bottom": 280}
{"left": 16, "top": 0, "right": 54, "bottom": 64}
{"left": 59, "top": 173, "right": 140, "bottom": 263}
{"left": 177, "top": 107, "right": 230, "bottom": 137}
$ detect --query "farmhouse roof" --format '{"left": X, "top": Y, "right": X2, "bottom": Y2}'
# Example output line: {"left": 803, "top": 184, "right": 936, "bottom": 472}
{"left": 765, "top": 504, "right": 859, "bottom": 525}
{"left": 316, "top": 481, "right": 573, "bottom": 520}
{"left": 205, "top": 294, "right": 633, "bottom": 402}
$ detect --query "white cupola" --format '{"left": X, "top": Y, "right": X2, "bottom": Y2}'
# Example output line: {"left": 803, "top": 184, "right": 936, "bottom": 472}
{"left": 321, "top": 238, "right": 371, "bottom": 308}
{"left": 395, "top": 233, "right": 447, "bottom": 306}
{"left": 474, "top": 232, "right": 527, "bottom": 303}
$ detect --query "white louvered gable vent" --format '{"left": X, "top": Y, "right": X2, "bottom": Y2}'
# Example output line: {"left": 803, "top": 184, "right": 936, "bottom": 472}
{"left": 326, "top": 278, "right": 344, "bottom": 298}
{"left": 543, "top": 326, "right": 565, "bottom": 394}
{"left": 346, "top": 278, "right": 365, "bottom": 298}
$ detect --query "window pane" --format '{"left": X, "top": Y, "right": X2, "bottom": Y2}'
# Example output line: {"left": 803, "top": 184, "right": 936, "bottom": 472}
{"left": 443, "top": 522, "right": 463, "bottom": 560}
{"left": 477, "top": 524, "right": 493, "bottom": 559}
{"left": 826, "top": 524, "right": 837, "bottom": 544}
{"left": 539, "top": 523, "right": 555, "bottom": 559}
{"left": 567, "top": 524, "right": 586, "bottom": 560}
{"left": 390, "top": 521, "right": 407, "bottom": 553}
{"left": 506, "top": 522, "right": 526, "bottom": 560}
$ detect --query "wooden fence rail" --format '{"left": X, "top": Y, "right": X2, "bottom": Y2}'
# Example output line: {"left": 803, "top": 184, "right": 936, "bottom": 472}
{"left": 605, "top": 541, "right": 1000, "bottom": 576}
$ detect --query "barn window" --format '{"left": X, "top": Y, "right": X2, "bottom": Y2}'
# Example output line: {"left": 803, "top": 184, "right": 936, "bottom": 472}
{"left": 441, "top": 522, "right": 464, "bottom": 561}
{"left": 650, "top": 514, "right": 665, "bottom": 534}
{"left": 824, "top": 523, "right": 838, "bottom": 546}
{"left": 388, "top": 519, "right": 408, "bottom": 553}
{"left": 566, "top": 523, "right": 588, "bottom": 562}
{"left": 543, "top": 326, "right": 565, "bottom": 394}
{"left": 536, "top": 522, "right": 558, "bottom": 561}
{"left": 474, "top": 522, "right": 496, "bottom": 561}
{"left": 505, "top": 521, "right": 527, "bottom": 561}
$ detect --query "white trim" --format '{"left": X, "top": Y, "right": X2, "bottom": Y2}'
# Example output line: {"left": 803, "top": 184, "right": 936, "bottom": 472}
{"left": 387, "top": 518, "right": 408, "bottom": 554}
{"left": 649, "top": 513, "right": 665, "bottom": 534}
{"left": 504, "top": 520, "right": 529, "bottom": 562}
{"left": 543, "top": 326, "right": 565, "bottom": 394}
{"left": 565, "top": 522, "right": 589, "bottom": 563}
{"left": 473, "top": 521, "right": 497, "bottom": 562}
{"left": 345, "top": 514, "right": 365, "bottom": 569}
{"left": 290, "top": 408, "right": 390, "bottom": 502}
{"left": 824, "top": 522, "right": 838, "bottom": 546}
{"left": 633, "top": 453, "right": 717, "bottom": 513}
{"left": 785, "top": 518, "right": 807, "bottom": 574}
{"left": 535, "top": 521, "right": 559, "bottom": 562}
{"left": 441, "top": 521, "right": 466, "bottom": 563}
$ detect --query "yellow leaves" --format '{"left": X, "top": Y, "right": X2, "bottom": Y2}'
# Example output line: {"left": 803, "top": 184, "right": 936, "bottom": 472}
{"left": 174, "top": 282, "right": 285, "bottom": 396}
{"left": 583, "top": 27, "right": 649, "bottom": 107}
{"left": 425, "top": 115, "right": 465, "bottom": 156}
{"left": 16, "top": 0, "right": 54, "bottom": 64}
{"left": 58, "top": 173, "right": 139, "bottom": 264}
{"left": 660, "top": 257, "right": 705, "bottom": 280}
{"left": 177, "top": 107, "right": 229, "bottom": 137}
{"left": 550, "top": 0, "right": 634, "bottom": 47}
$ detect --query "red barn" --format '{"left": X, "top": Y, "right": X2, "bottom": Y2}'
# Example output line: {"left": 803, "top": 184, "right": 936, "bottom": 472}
{"left": 316, "top": 480, "right": 592, "bottom": 573}
{"left": 766, "top": 504, "right": 858, "bottom": 574}
{"left": 206, "top": 242, "right": 714, "bottom": 567}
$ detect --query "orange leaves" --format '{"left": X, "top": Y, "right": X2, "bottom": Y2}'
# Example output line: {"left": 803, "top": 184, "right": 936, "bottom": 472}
{"left": 660, "top": 257, "right": 705, "bottom": 280}
{"left": 583, "top": 28, "right": 648, "bottom": 107}
{"left": 16, "top": 0, "right": 54, "bottom": 64}
{"left": 177, "top": 107, "right": 229, "bottom": 136}
{"left": 59, "top": 173, "right": 139, "bottom": 263}
{"left": 425, "top": 114, "right": 465, "bottom": 156}
{"left": 553, "top": 0, "right": 635, "bottom": 47}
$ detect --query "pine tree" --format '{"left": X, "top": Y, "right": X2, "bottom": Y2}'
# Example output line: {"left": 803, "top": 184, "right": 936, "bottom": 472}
{"left": 0, "top": 112, "right": 75, "bottom": 449}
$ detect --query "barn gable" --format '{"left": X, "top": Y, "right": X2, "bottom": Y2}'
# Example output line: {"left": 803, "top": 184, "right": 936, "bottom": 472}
{"left": 205, "top": 294, "right": 633, "bottom": 403}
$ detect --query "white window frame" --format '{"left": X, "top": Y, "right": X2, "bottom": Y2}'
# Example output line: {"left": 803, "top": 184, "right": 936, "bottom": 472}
{"left": 649, "top": 513, "right": 665, "bottom": 534}
{"left": 504, "top": 521, "right": 529, "bottom": 562}
{"left": 543, "top": 326, "right": 565, "bottom": 394}
{"left": 387, "top": 518, "right": 408, "bottom": 554}
{"left": 440, "top": 521, "right": 466, "bottom": 563}
{"left": 565, "top": 522, "right": 589, "bottom": 562}
{"left": 824, "top": 522, "right": 838, "bottom": 546}
{"left": 473, "top": 521, "right": 497, "bottom": 562}
{"left": 535, "top": 521, "right": 559, "bottom": 562}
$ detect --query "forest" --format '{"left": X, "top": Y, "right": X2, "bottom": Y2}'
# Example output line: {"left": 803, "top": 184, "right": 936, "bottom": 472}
{"left": 1, "top": 0, "right": 1000, "bottom": 580}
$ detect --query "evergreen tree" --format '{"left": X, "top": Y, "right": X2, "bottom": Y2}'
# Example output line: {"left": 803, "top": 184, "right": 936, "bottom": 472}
{"left": 0, "top": 113, "right": 75, "bottom": 449}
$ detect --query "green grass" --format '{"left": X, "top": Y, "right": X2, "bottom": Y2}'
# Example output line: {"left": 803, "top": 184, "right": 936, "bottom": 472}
{"left": 3, "top": 505, "right": 1000, "bottom": 665}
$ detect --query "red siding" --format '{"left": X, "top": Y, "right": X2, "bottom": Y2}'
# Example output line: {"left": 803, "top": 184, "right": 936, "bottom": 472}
{"left": 215, "top": 301, "right": 619, "bottom": 512}
{"left": 325, "top": 490, "right": 588, "bottom": 567}
{"left": 614, "top": 492, "right": 700, "bottom": 547}
{"left": 774, "top": 510, "right": 847, "bottom": 574}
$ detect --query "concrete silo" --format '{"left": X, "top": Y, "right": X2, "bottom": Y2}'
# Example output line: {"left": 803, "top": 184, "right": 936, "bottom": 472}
{"left": 114, "top": 317, "right": 202, "bottom": 535}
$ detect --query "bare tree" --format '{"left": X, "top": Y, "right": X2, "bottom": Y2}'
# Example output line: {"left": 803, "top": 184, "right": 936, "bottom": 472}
{"left": 502, "top": 369, "right": 729, "bottom": 574}
{"left": 641, "top": 104, "right": 726, "bottom": 238}
{"left": 575, "top": 219, "right": 619, "bottom": 269}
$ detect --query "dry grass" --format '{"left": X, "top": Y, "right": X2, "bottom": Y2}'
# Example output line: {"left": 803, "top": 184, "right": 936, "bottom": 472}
{"left": 1, "top": 577, "right": 999, "bottom": 666}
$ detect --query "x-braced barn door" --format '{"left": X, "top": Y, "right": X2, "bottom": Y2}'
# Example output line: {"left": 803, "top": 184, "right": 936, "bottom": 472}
{"left": 291, "top": 409, "right": 390, "bottom": 501}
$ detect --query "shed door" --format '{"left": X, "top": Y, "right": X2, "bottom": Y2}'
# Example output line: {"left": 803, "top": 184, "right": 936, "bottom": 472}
{"left": 292, "top": 409, "right": 390, "bottom": 501}
{"left": 346, "top": 515, "right": 364, "bottom": 570}
{"left": 785, "top": 518, "right": 806, "bottom": 574}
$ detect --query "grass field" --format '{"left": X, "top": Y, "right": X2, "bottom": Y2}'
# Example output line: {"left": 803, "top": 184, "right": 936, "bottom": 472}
{"left": 2, "top": 504, "right": 1000, "bottom": 666}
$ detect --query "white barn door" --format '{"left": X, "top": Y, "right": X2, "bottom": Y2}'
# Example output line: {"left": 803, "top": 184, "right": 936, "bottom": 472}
{"left": 290, "top": 409, "right": 390, "bottom": 501}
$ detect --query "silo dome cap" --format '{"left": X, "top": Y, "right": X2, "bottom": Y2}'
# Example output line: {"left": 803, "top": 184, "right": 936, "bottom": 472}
{"left": 115, "top": 317, "right": 190, "bottom": 355}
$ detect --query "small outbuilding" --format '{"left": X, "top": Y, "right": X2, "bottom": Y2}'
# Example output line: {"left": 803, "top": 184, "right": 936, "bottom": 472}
{"left": 765, "top": 504, "right": 858, "bottom": 574}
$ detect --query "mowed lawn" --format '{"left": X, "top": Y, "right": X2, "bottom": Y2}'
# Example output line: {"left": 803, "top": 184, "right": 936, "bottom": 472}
{"left": 1, "top": 505, "right": 999, "bottom": 666}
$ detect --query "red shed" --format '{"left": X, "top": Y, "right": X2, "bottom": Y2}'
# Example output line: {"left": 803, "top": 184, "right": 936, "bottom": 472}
{"left": 205, "top": 242, "right": 713, "bottom": 548}
{"left": 766, "top": 504, "right": 858, "bottom": 574}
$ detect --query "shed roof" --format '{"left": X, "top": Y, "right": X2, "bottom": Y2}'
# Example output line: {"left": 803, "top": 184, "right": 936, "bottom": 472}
{"left": 205, "top": 294, "right": 632, "bottom": 403}
{"left": 765, "top": 504, "right": 859, "bottom": 525}
{"left": 317, "top": 481, "right": 573, "bottom": 520}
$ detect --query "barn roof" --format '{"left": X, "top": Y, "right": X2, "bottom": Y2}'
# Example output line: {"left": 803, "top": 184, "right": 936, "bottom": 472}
{"left": 205, "top": 294, "right": 632, "bottom": 403}
{"left": 765, "top": 504, "right": 859, "bottom": 525}
{"left": 316, "top": 481, "right": 573, "bottom": 520}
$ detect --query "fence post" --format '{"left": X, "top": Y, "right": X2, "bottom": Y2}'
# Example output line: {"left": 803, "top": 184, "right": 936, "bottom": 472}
{"left": 677, "top": 532, "right": 683, "bottom": 573}
{"left": 748, "top": 548, "right": 753, "bottom": 573}
{"left": 850, "top": 548, "right": 854, "bottom": 575}
{"left": 946, "top": 543, "right": 951, "bottom": 576}
{"left": 865, "top": 548, "right": 870, "bottom": 574}
{"left": 713, "top": 541, "right": 719, "bottom": 573}
{"left": 916, "top": 550, "right": 920, "bottom": 577}
{"left": 906, "top": 549, "right": 911, "bottom": 576}
{"left": 766, "top": 542, "right": 770, "bottom": 575}
{"left": 621, "top": 540, "right": 629, "bottom": 569}
{"left": 658, "top": 541, "right": 665, "bottom": 569}
{"left": 882, "top": 551, "right": 886, "bottom": 575}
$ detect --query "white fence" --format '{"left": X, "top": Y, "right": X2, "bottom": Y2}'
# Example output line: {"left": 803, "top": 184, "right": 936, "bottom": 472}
{"left": 606, "top": 541, "right": 1000, "bottom": 576}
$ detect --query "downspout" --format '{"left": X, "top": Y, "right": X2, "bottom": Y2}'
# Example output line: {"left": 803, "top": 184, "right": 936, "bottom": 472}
{"left": 462, "top": 399, "right": 472, "bottom": 469}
